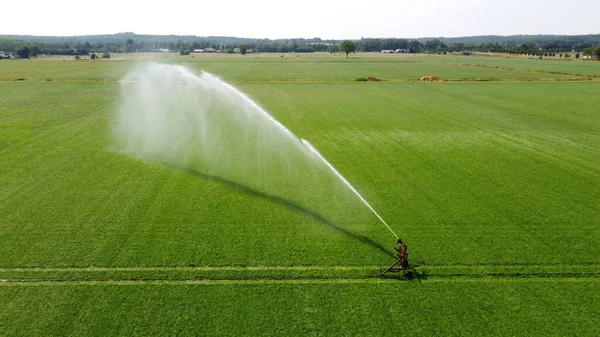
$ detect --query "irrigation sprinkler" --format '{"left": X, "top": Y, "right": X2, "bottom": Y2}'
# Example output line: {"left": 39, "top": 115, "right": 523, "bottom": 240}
{"left": 379, "top": 239, "right": 410, "bottom": 277}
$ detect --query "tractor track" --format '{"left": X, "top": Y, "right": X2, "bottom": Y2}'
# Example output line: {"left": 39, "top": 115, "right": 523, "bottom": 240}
{"left": 1, "top": 276, "right": 599, "bottom": 286}
{"left": 1, "top": 264, "right": 598, "bottom": 285}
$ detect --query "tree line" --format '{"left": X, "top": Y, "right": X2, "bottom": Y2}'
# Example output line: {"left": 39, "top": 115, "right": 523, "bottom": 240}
{"left": 0, "top": 37, "right": 333, "bottom": 57}
{"left": 1, "top": 33, "right": 600, "bottom": 59}
{"left": 354, "top": 38, "right": 600, "bottom": 56}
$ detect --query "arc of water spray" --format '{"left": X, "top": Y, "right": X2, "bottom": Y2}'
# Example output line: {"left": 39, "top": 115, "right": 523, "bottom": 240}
{"left": 211, "top": 70, "right": 400, "bottom": 240}
{"left": 301, "top": 139, "right": 400, "bottom": 240}
{"left": 118, "top": 64, "right": 399, "bottom": 241}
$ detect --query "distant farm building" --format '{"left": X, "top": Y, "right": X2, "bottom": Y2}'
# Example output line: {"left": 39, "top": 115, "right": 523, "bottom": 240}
{"left": 193, "top": 48, "right": 217, "bottom": 53}
{"left": 380, "top": 49, "right": 408, "bottom": 53}
{"left": 0, "top": 51, "right": 15, "bottom": 59}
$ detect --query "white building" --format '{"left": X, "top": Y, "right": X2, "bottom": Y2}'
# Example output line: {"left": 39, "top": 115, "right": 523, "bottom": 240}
{"left": 0, "top": 51, "right": 14, "bottom": 59}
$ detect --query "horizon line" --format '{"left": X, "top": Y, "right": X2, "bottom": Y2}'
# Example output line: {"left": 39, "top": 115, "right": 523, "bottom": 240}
{"left": 2, "top": 32, "right": 600, "bottom": 41}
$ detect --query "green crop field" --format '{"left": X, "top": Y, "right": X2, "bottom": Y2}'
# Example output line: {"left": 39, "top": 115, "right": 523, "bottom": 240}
{"left": 1, "top": 53, "right": 599, "bottom": 336}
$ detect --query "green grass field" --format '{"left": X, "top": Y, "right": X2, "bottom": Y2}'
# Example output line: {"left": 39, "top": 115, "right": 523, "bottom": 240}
{"left": 1, "top": 53, "right": 599, "bottom": 336}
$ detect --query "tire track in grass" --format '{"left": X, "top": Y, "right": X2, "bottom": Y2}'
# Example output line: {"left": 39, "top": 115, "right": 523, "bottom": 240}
{"left": 0, "top": 265, "right": 379, "bottom": 272}
{"left": 1, "top": 264, "right": 598, "bottom": 284}
{"left": 1, "top": 277, "right": 599, "bottom": 286}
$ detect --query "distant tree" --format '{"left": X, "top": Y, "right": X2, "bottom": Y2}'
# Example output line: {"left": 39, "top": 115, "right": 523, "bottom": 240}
{"left": 328, "top": 44, "right": 340, "bottom": 55}
{"left": 74, "top": 55, "right": 81, "bottom": 60}
{"left": 520, "top": 40, "right": 536, "bottom": 52}
{"left": 126, "top": 39, "right": 134, "bottom": 53}
{"left": 453, "top": 42, "right": 465, "bottom": 52}
{"left": 90, "top": 53, "right": 97, "bottom": 60}
{"left": 407, "top": 40, "right": 422, "bottom": 53}
{"left": 30, "top": 46, "right": 41, "bottom": 57}
{"left": 358, "top": 38, "right": 379, "bottom": 52}
{"left": 17, "top": 46, "right": 30, "bottom": 58}
{"left": 425, "top": 39, "right": 441, "bottom": 51}
{"left": 594, "top": 47, "right": 600, "bottom": 60}
{"left": 575, "top": 52, "right": 580, "bottom": 59}
{"left": 564, "top": 53, "right": 570, "bottom": 59}
{"left": 340, "top": 40, "right": 356, "bottom": 58}
{"left": 581, "top": 47, "right": 594, "bottom": 57}
{"left": 102, "top": 52, "right": 111, "bottom": 59}
{"left": 239, "top": 44, "right": 248, "bottom": 55}
{"left": 179, "top": 48, "right": 190, "bottom": 55}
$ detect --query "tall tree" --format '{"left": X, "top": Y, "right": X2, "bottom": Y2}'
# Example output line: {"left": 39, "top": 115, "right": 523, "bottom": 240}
{"left": 425, "top": 39, "right": 441, "bottom": 51}
{"left": 239, "top": 44, "right": 248, "bottom": 55}
{"left": 328, "top": 44, "right": 340, "bottom": 55}
{"left": 582, "top": 46, "right": 595, "bottom": 57}
{"left": 520, "top": 40, "right": 536, "bottom": 52}
{"left": 17, "top": 46, "right": 30, "bottom": 58}
{"left": 30, "top": 46, "right": 41, "bottom": 57}
{"left": 340, "top": 40, "right": 356, "bottom": 58}
{"left": 126, "top": 39, "right": 134, "bottom": 53}
{"left": 407, "top": 40, "right": 422, "bottom": 53}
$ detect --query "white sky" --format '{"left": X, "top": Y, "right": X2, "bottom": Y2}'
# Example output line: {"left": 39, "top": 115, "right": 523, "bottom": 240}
{"left": 4, "top": 0, "right": 599, "bottom": 39}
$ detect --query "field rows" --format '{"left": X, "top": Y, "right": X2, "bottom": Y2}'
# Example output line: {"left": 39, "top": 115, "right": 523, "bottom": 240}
{"left": 2, "top": 81, "right": 599, "bottom": 268}
{"left": 2, "top": 54, "right": 600, "bottom": 83}
{"left": 2, "top": 54, "right": 599, "bottom": 335}
{"left": 2, "top": 280, "right": 599, "bottom": 336}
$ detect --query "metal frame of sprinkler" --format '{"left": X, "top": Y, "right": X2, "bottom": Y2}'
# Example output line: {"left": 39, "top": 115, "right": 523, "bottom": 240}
{"left": 379, "top": 238, "right": 410, "bottom": 277}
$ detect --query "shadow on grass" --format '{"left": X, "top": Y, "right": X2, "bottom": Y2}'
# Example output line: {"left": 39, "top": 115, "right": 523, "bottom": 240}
{"left": 170, "top": 165, "right": 394, "bottom": 258}
{"left": 403, "top": 268, "right": 428, "bottom": 282}
{"left": 379, "top": 262, "right": 428, "bottom": 282}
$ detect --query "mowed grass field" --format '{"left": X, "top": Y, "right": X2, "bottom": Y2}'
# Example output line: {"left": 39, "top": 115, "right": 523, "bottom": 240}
{"left": 1, "top": 53, "right": 599, "bottom": 335}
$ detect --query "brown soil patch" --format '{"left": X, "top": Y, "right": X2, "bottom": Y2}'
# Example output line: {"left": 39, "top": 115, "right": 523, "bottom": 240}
{"left": 419, "top": 75, "right": 445, "bottom": 82}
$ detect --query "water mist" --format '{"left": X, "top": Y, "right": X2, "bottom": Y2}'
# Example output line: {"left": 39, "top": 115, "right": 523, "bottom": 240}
{"left": 113, "top": 63, "right": 396, "bottom": 236}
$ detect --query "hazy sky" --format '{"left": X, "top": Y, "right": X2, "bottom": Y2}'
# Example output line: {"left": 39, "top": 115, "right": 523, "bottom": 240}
{"left": 5, "top": 0, "right": 599, "bottom": 39}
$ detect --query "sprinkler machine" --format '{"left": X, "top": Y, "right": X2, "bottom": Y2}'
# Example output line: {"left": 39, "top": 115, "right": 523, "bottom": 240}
{"left": 380, "top": 239, "right": 410, "bottom": 277}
